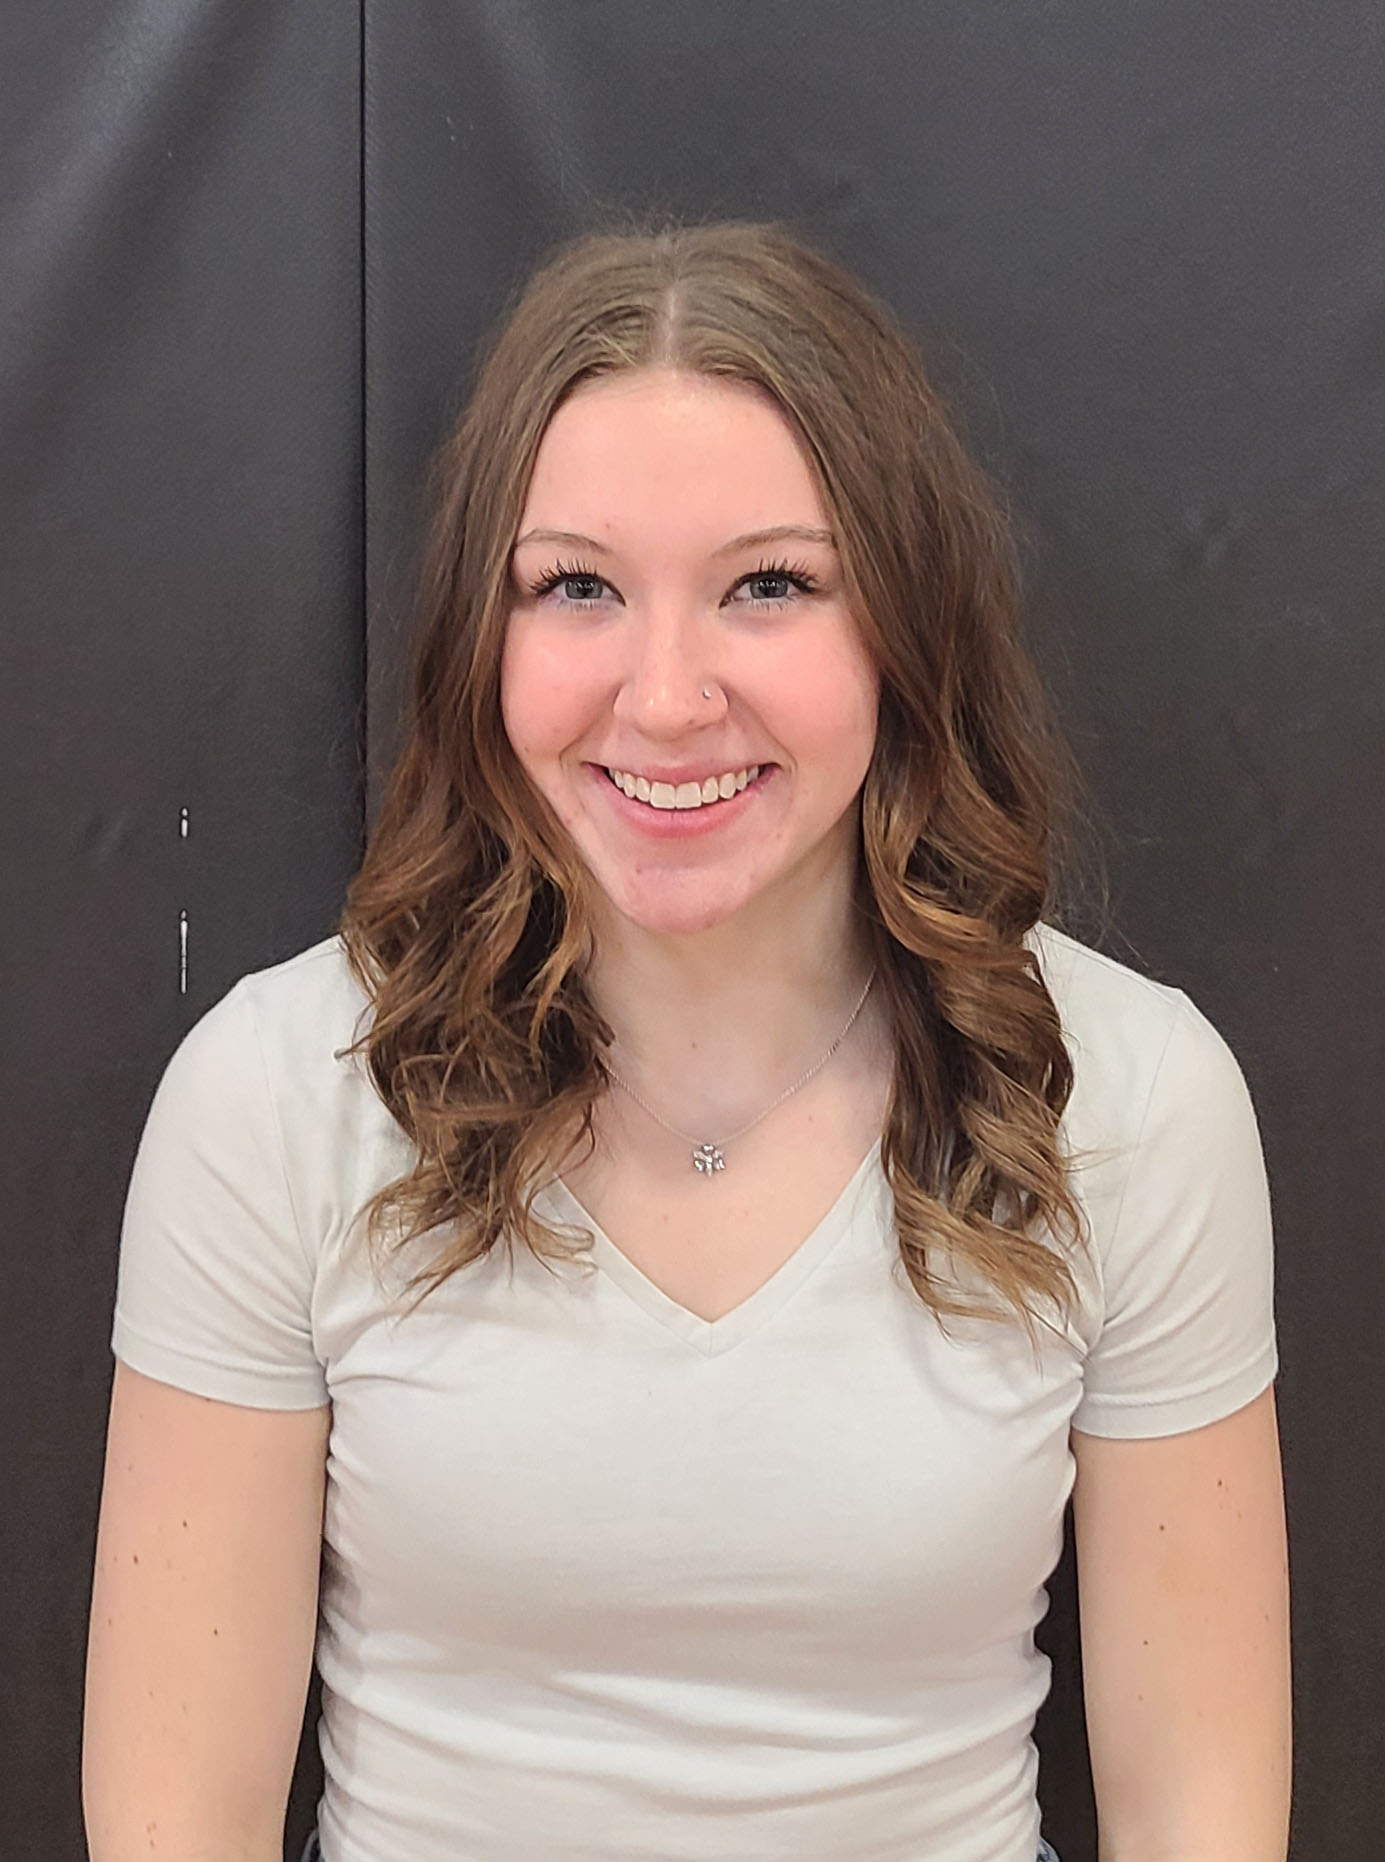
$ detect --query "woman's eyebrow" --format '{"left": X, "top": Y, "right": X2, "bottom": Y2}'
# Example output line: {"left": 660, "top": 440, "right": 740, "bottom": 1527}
{"left": 512, "top": 524, "right": 837, "bottom": 556}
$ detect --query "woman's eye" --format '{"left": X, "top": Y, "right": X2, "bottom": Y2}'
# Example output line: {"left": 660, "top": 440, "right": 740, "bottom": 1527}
{"left": 732, "top": 566, "right": 820, "bottom": 607}
{"left": 737, "top": 572, "right": 795, "bottom": 605}
{"left": 528, "top": 564, "right": 607, "bottom": 606}
{"left": 554, "top": 574, "right": 605, "bottom": 604}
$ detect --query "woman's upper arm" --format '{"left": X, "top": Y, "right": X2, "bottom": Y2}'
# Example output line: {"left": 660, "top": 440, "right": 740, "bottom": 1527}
{"left": 1070, "top": 1385, "right": 1292, "bottom": 1862}
{"left": 83, "top": 1358, "right": 331, "bottom": 1861}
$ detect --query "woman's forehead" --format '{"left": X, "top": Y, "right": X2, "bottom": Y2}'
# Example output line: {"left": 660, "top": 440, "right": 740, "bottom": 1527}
{"left": 519, "top": 373, "right": 831, "bottom": 544}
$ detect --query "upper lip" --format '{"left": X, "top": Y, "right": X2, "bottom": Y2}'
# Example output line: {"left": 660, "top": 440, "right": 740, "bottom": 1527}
{"left": 593, "top": 760, "right": 769, "bottom": 784}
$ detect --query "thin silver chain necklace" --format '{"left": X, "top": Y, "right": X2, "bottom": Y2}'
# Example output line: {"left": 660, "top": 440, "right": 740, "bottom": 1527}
{"left": 602, "top": 966, "right": 878, "bottom": 1176}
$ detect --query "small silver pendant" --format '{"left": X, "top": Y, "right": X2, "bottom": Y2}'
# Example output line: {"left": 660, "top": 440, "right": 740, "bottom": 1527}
{"left": 691, "top": 1141, "right": 726, "bottom": 1176}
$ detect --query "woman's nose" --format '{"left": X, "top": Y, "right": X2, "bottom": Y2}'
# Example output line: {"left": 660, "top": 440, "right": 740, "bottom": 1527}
{"left": 612, "top": 611, "right": 724, "bottom": 731}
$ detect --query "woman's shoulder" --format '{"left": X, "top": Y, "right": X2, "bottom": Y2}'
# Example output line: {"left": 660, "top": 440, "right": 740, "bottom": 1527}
{"left": 1023, "top": 918, "right": 1220, "bottom": 1158}
{"left": 194, "top": 932, "right": 380, "bottom": 1121}
{"left": 235, "top": 930, "right": 370, "bottom": 1030}
{"left": 1026, "top": 917, "right": 1188, "bottom": 1063}
{"left": 1026, "top": 916, "right": 1184, "bottom": 1006}
{"left": 1024, "top": 917, "right": 1261, "bottom": 1206}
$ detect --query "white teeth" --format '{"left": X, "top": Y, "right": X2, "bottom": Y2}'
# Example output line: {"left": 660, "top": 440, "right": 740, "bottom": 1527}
{"left": 607, "top": 765, "right": 761, "bottom": 809}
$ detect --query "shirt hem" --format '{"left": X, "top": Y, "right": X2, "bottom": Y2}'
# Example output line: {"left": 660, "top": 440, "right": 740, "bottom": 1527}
{"left": 111, "top": 1316, "right": 330, "bottom": 1410}
{"left": 1070, "top": 1341, "right": 1278, "bottom": 1439}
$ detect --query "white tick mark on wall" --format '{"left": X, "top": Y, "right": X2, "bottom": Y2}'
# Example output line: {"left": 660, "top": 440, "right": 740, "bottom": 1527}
{"left": 179, "top": 809, "right": 190, "bottom": 994}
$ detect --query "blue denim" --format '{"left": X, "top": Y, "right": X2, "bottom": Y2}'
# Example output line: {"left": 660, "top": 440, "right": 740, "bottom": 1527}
{"left": 301, "top": 1829, "right": 1059, "bottom": 1859}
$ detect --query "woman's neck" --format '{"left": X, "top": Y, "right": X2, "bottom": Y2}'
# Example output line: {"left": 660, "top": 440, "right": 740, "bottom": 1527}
{"left": 583, "top": 923, "right": 884, "bottom": 1128}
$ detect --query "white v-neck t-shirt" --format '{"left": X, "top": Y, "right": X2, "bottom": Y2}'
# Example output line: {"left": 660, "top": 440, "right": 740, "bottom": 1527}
{"left": 111, "top": 922, "right": 1278, "bottom": 1862}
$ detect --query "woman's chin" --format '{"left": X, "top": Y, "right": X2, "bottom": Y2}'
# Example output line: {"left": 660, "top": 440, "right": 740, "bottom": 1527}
{"left": 595, "top": 875, "right": 763, "bottom": 940}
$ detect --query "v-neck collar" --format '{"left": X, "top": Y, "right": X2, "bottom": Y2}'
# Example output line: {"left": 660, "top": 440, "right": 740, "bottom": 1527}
{"left": 535, "top": 1137, "right": 884, "bottom": 1358}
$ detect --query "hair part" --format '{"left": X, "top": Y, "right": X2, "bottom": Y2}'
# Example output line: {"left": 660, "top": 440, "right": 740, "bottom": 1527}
{"left": 338, "top": 211, "right": 1108, "bottom": 1353}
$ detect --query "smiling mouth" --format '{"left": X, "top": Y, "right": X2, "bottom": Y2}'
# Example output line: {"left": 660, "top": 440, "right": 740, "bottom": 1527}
{"left": 601, "top": 764, "right": 768, "bottom": 810}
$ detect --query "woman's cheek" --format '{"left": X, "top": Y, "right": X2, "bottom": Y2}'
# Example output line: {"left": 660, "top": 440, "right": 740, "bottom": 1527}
{"left": 502, "top": 634, "right": 585, "bottom": 760}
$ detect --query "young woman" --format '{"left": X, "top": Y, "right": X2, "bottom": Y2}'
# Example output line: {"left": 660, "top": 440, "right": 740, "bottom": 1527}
{"left": 84, "top": 220, "right": 1291, "bottom": 1862}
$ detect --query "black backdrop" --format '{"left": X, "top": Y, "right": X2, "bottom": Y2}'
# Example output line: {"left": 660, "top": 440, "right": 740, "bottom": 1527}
{"left": 4, "top": 4, "right": 1382, "bottom": 1857}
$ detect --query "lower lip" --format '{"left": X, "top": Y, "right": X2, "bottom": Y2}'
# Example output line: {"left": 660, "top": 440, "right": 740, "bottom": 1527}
{"left": 586, "top": 763, "right": 775, "bottom": 837}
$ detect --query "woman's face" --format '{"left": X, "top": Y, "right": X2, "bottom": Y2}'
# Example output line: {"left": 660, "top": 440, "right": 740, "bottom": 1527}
{"left": 500, "top": 366, "right": 880, "bottom": 940}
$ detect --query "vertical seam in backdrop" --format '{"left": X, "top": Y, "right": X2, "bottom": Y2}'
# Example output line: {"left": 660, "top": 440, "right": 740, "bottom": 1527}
{"left": 357, "top": 0, "right": 370, "bottom": 853}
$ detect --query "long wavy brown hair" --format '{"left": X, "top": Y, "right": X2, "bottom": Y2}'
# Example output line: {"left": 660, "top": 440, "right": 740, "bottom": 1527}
{"left": 338, "top": 213, "right": 1106, "bottom": 1348}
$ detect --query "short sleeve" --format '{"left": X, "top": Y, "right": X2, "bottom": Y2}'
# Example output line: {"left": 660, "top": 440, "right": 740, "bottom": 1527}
{"left": 111, "top": 979, "right": 329, "bottom": 1410}
{"left": 1072, "top": 991, "right": 1279, "bottom": 1438}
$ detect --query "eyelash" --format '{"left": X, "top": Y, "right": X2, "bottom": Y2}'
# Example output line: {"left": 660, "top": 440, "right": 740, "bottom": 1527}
{"left": 522, "top": 557, "right": 822, "bottom": 610}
